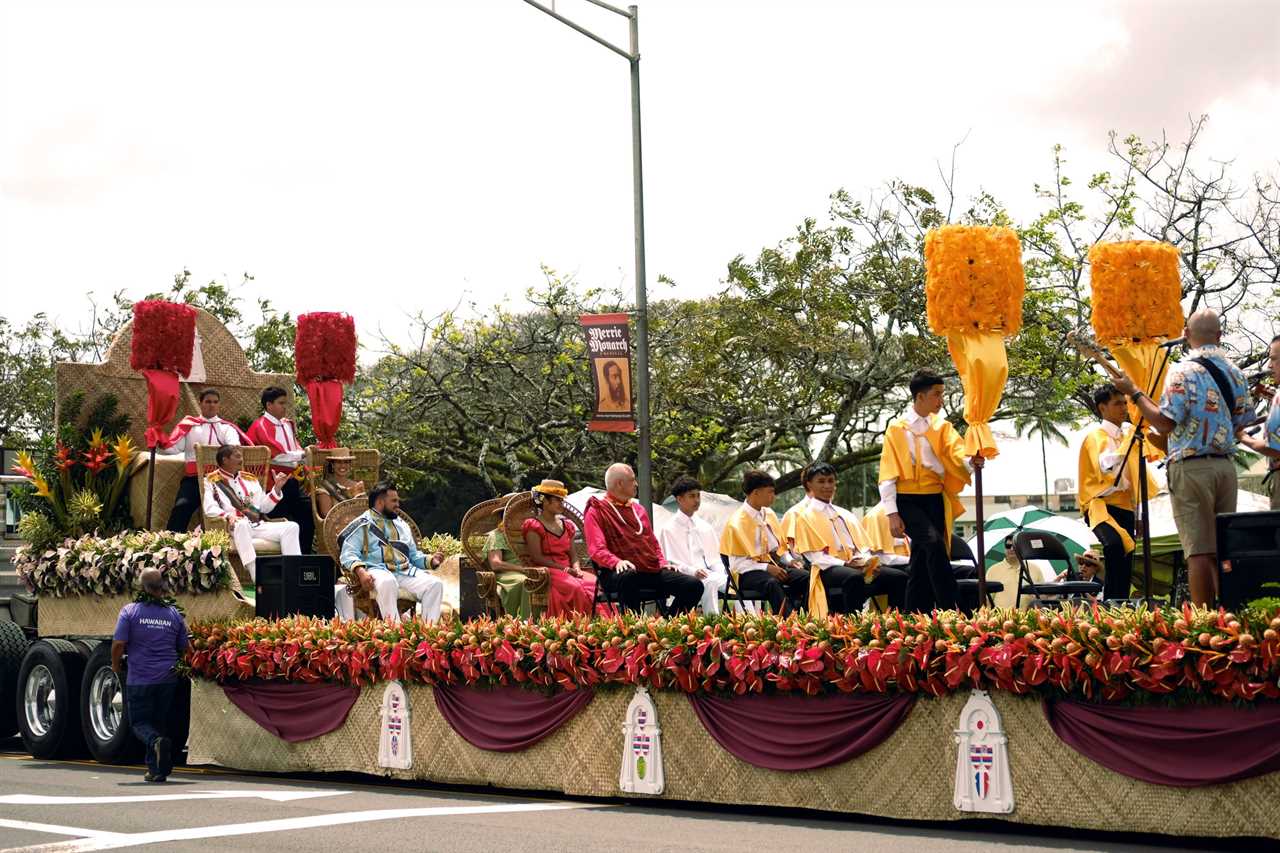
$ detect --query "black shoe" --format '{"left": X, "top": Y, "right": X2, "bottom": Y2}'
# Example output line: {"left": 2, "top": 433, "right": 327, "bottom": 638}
{"left": 144, "top": 772, "right": 161, "bottom": 783}
{"left": 153, "top": 737, "right": 171, "bottom": 777}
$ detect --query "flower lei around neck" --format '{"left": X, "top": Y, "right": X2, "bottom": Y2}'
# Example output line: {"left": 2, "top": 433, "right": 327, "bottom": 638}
{"left": 133, "top": 589, "right": 185, "bottom": 614}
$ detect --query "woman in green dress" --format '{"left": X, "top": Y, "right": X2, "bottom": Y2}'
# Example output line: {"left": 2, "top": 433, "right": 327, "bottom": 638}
{"left": 484, "top": 497, "right": 534, "bottom": 619}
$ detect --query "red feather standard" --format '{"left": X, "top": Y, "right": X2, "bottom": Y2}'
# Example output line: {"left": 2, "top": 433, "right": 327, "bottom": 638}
{"left": 129, "top": 300, "right": 197, "bottom": 375}
{"left": 295, "top": 312, "right": 357, "bottom": 383}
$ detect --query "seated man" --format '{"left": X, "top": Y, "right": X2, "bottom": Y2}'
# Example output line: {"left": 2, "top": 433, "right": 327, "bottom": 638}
{"left": 657, "top": 476, "right": 727, "bottom": 614}
{"left": 584, "top": 463, "right": 702, "bottom": 615}
{"left": 861, "top": 503, "right": 911, "bottom": 567}
{"left": 247, "top": 386, "right": 314, "bottom": 552}
{"left": 786, "top": 462, "right": 908, "bottom": 613}
{"left": 338, "top": 481, "right": 445, "bottom": 623}
{"left": 201, "top": 444, "right": 299, "bottom": 581}
{"left": 720, "top": 470, "right": 808, "bottom": 614}
{"left": 160, "top": 387, "right": 248, "bottom": 532}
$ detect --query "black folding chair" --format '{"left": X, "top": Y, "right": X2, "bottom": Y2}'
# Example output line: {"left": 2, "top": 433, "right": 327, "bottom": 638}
{"left": 718, "top": 554, "right": 774, "bottom": 614}
{"left": 950, "top": 534, "right": 1003, "bottom": 610}
{"left": 1012, "top": 530, "right": 1101, "bottom": 607}
{"left": 592, "top": 562, "right": 664, "bottom": 615}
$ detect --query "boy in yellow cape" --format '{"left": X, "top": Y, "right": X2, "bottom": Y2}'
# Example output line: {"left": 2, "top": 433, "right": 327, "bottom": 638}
{"left": 784, "top": 462, "right": 908, "bottom": 615}
{"left": 719, "top": 469, "right": 808, "bottom": 615}
{"left": 1077, "top": 383, "right": 1160, "bottom": 601}
{"left": 878, "top": 369, "right": 979, "bottom": 612}
{"left": 861, "top": 503, "right": 911, "bottom": 562}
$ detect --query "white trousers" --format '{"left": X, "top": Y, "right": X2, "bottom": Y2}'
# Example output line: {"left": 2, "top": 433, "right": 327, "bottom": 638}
{"left": 334, "top": 584, "right": 358, "bottom": 620}
{"left": 229, "top": 518, "right": 300, "bottom": 580}
{"left": 369, "top": 568, "right": 443, "bottom": 623}
{"left": 695, "top": 570, "right": 728, "bottom": 614}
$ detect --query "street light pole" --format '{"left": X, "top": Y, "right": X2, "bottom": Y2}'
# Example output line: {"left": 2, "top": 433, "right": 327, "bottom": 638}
{"left": 521, "top": 0, "right": 654, "bottom": 514}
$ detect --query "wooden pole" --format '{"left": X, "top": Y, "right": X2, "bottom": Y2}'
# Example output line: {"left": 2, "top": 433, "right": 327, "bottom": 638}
{"left": 975, "top": 465, "right": 987, "bottom": 604}
{"left": 145, "top": 445, "right": 157, "bottom": 530}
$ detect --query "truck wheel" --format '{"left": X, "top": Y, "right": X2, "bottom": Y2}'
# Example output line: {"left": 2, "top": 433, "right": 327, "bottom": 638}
{"left": 0, "top": 621, "right": 31, "bottom": 738}
{"left": 80, "top": 643, "right": 142, "bottom": 764}
{"left": 17, "top": 639, "right": 88, "bottom": 759}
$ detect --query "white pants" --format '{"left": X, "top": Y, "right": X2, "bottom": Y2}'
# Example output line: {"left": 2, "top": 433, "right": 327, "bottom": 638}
{"left": 229, "top": 518, "right": 300, "bottom": 580}
{"left": 334, "top": 584, "right": 358, "bottom": 620}
{"left": 369, "top": 568, "right": 443, "bottom": 623}
{"left": 693, "top": 570, "right": 728, "bottom": 614}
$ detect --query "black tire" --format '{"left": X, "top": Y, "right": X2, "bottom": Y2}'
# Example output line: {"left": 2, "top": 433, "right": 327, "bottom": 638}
{"left": 0, "top": 621, "right": 31, "bottom": 738}
{"left": 16, "top": 639, "right": 88, "bottom": 759}
{"left": 80, "top": 643, "right": 143, "bottom": 764}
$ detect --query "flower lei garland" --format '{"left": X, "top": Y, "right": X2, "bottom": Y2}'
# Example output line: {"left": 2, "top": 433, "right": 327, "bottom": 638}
{"left": 184, "top": 604, "right": 1280, "bottom": 704}
{"left": 1087, "top": 241, "right": 1183, "bottom": 344}
{"left": 923, "top": 225, "right": 1025, "bottom": 336}
{"left": 15, "top": 529, "right": 233, "bottom": 598}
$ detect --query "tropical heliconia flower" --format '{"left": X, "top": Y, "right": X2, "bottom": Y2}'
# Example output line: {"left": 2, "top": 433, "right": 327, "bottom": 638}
{"left": 88, "top": 427, "right": 107, "bottom": 449}
{"left": 53, "top": 443, "right": 76, "bottom": 473}
{"left": 111, "top": 435, "right": 136, "bottom": 472}
{"left": 81, "top": 446, "right": 112, "bottom": 475}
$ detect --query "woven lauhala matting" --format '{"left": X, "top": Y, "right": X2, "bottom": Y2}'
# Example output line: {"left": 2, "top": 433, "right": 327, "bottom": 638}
{"left": 39, "top": 584, "right": 251, "bottom": 637}
{"left": 187, "top": 682, "right": 1280, "bottom": 840}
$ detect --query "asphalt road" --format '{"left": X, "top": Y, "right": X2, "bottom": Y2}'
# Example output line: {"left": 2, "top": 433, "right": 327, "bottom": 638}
{"left": 0, "top": 738, "right": 1260, "bottom": 853}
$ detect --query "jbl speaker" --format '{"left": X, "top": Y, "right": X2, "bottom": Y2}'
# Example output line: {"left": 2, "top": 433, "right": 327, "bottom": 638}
{"left": 255, "top": 555, "right": 336, "bottom": 619}
{"left": 457, "top": 556, "right": 486, "bottom": 622}
{"left": 1216, "top": 511, "right": 1280, "bottom": 608}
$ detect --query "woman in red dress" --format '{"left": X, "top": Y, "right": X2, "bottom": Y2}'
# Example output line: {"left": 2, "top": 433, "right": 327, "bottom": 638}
{"left": 522, "top": 480, "right": 598, "bottom": 616}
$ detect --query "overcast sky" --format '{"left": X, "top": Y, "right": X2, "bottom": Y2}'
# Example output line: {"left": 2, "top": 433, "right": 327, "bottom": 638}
{"left": 2, "top": 0, "right": 1277, "bottom": 351}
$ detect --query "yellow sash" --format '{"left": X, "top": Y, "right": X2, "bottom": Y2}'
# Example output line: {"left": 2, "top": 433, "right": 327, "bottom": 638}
{"left": 878, "top": 415, "right": 970, "bottom": 556}
{"left": 719, "top": 506, "right": 786, "bottom": 559}
{"left": 1077, "top": 425, "right": 1158, "bottom": 554}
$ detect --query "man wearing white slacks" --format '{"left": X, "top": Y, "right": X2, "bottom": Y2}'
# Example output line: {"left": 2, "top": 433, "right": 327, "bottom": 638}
{"left": 658, "top": 476, "right": 728, "bottom": 615}
{"left": 201, "top": 445, "right": 300, "bottom": 581}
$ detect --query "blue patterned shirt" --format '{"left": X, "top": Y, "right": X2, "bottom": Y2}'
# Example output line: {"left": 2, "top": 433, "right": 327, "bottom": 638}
{"left": 1267, "top": 393, "right": 1280, "bottom": 454}
{"left": 1158, "top": 345, "right": 1252, "bottom": 464}
{"left": 339, "top": 510, "right": 427, "bottom": 576}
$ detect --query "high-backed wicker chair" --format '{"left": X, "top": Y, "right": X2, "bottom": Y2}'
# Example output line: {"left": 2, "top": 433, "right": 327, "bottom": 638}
{"left": 195, "top": 443, "right": 284, "bottom": 586}
{"left": 322, "top": 497, "right": 421, "bottom": 619}
{"left": 460, "top": 495, "right": 549, "bottom": 616}
{"left": 307, "top": 446, "right": 381, "bottom": 555}
{"left": 500, "top": 493, "right": 587, "bottom": 611}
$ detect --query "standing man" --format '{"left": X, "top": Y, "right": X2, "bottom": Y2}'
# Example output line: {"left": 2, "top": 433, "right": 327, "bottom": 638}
{"left": 247, "top": 387, "right": 314, "bottom": 552}
{"left": 339, "top": 481, "right": 446, "bottom": 622}
{"left": 1237, "top": 334, "right": 1280, "bottom": 509}
{"left": 203, "top": 445, "right": 300, "bottom": 581}
{"left": 719, "top": 470, "right": 809, "bottom": 614}
{"left": 159, "top": 388, "right": 248, "bottom": 532}
{"left": 1114, "top": 310, "right": 1252, "bottom": 606}
{"left": 584, "top": 463, "right": 703, "bottom": 615}
{"left": 878, "top": 370, "right": 979, "bottom": 612}
{"left": 112, "top": 568, "right": 188, "bottom": 783}
{"left": 1077, "top": 384, "right": 1158, "bottom": 600}
{"left": 658, "top": 476, "right": 727, "bottom": 614}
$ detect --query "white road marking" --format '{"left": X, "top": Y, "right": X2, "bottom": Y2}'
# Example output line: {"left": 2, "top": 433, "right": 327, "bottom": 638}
{"left": 0, "top": 818, "right": 119, "bottom": 839}
{"left": 0, "top": 790, "right": 348, "bottom": 806}
{"left": 2, "top": 802, "right": 603, "bottom": 852}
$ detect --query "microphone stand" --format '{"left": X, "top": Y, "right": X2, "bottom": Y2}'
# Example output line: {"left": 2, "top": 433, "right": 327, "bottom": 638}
{"left": 1111, "top": 344, "right": 1175, "bottom": 605}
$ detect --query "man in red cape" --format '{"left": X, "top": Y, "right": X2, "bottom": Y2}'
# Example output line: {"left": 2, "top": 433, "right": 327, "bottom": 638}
{"left": 247, "top": 386, "right": 314, "bottom": 552}
{"left": 159, "top": 387, "right": 250, "bottom": 532}
{"left": 583, "top": 463, "right": 702, "bottom": 615}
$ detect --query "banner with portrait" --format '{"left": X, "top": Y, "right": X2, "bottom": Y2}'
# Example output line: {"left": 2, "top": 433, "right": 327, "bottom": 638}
{"left": 580, "top": 312, "right": 636, "bottom": 433}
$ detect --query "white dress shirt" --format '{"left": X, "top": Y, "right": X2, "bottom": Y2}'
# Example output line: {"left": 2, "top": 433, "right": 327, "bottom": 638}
{"left": 1094, "top": 420, "right": 1130, "bottom": 497}
{"left": 263, "top": 412, "right": 305, "bottom": 468}
{"left": 801, "top": 498, "right": 870, "bottom": 568}
{"left": 658, "top": 511, "right": 723, "bottom": 576}
{"left": 728, "top": 502, "right": 782, "bottom": 575}
{"left": 159, "top": 417, "right": 242, "bottom": 464}
{"left": 878, "top": 408, "right": 948, "bottom": 515}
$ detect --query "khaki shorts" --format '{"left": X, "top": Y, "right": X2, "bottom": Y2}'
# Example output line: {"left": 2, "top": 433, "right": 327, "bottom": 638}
{"left": 1166, "top": 456, "right": 1238, "bottom": 557}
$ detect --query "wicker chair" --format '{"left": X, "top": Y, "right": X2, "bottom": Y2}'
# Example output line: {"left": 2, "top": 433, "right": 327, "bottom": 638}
{"left": 460, "top": 495, "right": 548, "bottom": 616}
{"left": 194, "top": 443, "right": 287, "bottom": 587}
{"left": 322, "top": 498, "right": 421, "bottom": 619}
{"left": 501, "top": 493, "right": 587, "bottom": 608}
{"left": 307, "top": 446, "right": 380, "bottom": 555}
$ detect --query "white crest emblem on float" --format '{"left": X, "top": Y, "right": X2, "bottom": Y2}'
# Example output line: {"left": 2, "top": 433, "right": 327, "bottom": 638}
{"left": 953, "top": 689, "right": 1013, "bottom": 813}
{"left": 378, "top": 681, "right": 412, "bottom": 770}
{"left": 619, "top": 685, "right": 664, "bottom": 794}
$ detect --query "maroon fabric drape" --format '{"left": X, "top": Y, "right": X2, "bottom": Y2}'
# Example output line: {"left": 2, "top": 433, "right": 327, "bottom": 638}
{"left": 141, "top": 369, "right": 180, "bottom": 449}
{"left": 433, "top": 685, "right": 594, "bottom": 752}
{"left": 305, "top": 380, "right": 342, "bottom": 449}
{"left": 1045, "top": 699, "right": 1280, "bottom": 787}
{"left": 223, "top": 681, "right": 360, "bottom": 743}
{"left": 688, "top": 691, "right": 915, "bottom": 771}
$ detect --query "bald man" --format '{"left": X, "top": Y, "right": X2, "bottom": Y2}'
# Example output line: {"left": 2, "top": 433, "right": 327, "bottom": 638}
{"left": 112, "top": 568, "right": 188, "bottom": 782}
{"left": 1115, "top": 309, "right": 1252, "bottom": 606}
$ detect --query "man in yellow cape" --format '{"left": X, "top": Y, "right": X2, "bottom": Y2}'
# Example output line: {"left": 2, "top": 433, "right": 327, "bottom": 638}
{"left": 719, "top": 469, "right": 808, "bottom": 615}
{"left": 878, "top": 369, "right": 976, "bottom": 612}
{"left": 1078, "top": 383, "right": 1160, "bottom": 601}
{"left": 784, "top": 462, "right": 908, "bottom": 616}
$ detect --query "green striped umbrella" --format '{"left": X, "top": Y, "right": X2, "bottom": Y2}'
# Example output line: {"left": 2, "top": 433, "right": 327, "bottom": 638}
{"left": 965, "top": 505, "right": 1099, "bottom": 569}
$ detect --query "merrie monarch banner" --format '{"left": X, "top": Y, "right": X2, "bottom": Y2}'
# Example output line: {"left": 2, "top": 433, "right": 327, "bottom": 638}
{"left": 581, "top": 313, "right": 636, "bottom": 433}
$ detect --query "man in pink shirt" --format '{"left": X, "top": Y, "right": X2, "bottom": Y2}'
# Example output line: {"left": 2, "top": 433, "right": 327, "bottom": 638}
{"left": 583, "top": 463, "right": 702, "bottom": 615}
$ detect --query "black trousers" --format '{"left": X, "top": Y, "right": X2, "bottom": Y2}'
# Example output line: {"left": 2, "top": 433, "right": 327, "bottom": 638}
{"left": 737, "top": 566, "right": 809, "bottom": 614}
{"left": 1089, "top": 505, "right": 1135, "bottom": 601}
{"left": 267, "top": 477, "right": 314, "bottom": 553}
{"left": 820, "top": 564, "right": 907, "bottom": 613}
{"left": 600, "top": 568, "right": 703, "bottom": 615}
{"left": 865, "top": 566, "right": 909, "bottom": 611}
{"left": 165, "top": 476, "right": 201, "bottom": 532}
{"left": 899, "top": 492, "right": 958, "bottom": 612}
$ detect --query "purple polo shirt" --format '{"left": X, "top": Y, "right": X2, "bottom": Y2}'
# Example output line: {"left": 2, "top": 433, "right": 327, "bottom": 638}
{"left": 113, "top": 602, "right": 189, "bottom": 685}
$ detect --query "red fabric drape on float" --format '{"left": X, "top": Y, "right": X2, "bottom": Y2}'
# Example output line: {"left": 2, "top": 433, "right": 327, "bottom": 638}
{"left": 305, "top": 380, "right": 343, "bottom": 449}
{"left": 223, "top": 681, "right": 360, "bottom": 743}
{"left": 1044, "top": 699, "right": 1280, "bottom": 787}
{"left": 433, "top": 685, "right": 595, "bottom": 752}
{"left": 141, "top": 369, "right": 180, "bottom": 449}
{"left": 687, "top": 692, "right": 915, "bottom": 771}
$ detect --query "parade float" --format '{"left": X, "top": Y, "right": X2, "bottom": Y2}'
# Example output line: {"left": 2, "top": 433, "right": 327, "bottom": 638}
{"left": 3, "top": 304, "right": 1279, "bottom": 845}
